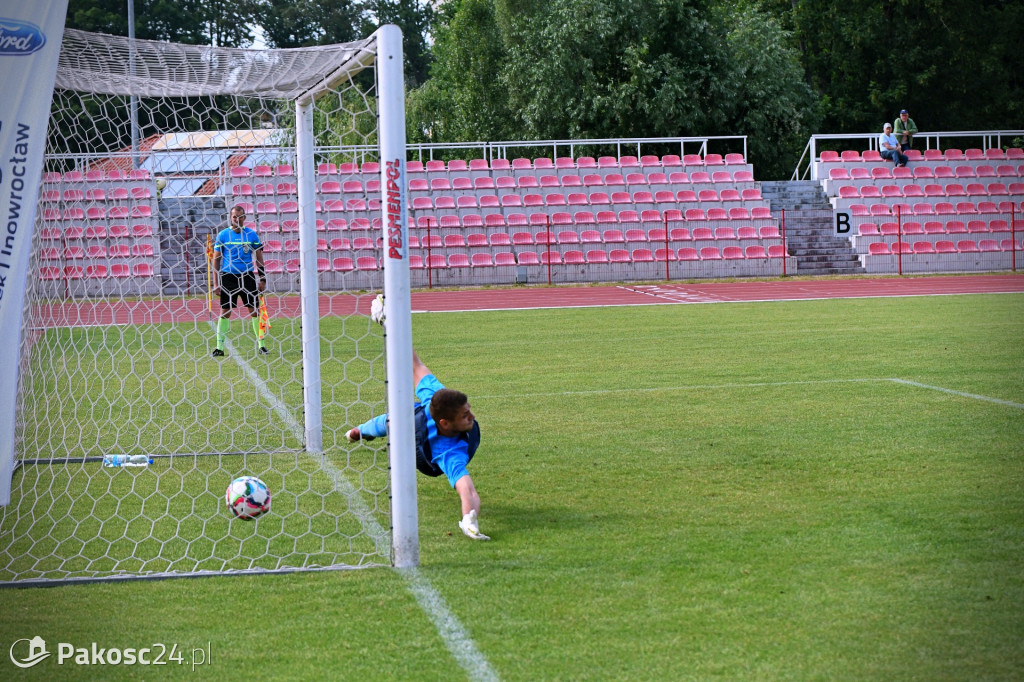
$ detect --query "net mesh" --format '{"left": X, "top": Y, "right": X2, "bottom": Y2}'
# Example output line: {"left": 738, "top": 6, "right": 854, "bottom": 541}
{"left": 56, "top": 28, "right": 374, "bottom": 98}
{"left": 1, "top": 28, "right": 397, "bottom": 584}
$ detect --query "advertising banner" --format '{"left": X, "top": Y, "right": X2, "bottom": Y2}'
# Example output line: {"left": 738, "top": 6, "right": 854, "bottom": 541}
{"left": 0, "top": 1, "right": 69, "bottom": 504}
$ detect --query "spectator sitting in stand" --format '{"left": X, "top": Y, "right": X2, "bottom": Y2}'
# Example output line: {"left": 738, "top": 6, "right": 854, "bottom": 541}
{"left": 879, "top": 122, "right": 909, "bottom": 167}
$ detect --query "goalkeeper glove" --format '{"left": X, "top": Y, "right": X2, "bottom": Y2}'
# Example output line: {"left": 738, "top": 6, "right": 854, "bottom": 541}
{"left": 458, "top": 509, "right": 490, "bottom": 541}
{"left": 370, "top": 294, "right": 385, "bottom": 327}
{"left": 346, "top": 427, "right": 375, "bottom": 443}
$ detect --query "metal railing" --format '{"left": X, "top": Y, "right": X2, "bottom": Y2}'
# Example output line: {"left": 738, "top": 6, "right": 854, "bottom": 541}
{"left": 792, "top": 130, "right": 1024, "bottom": 181}
{"left": 406, "top": 136, "right": 749, "bottom": 164}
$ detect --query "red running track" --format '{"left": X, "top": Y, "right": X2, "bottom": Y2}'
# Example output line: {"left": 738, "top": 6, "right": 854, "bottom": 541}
{"left": 407, "top": 274, "right": 1024, "bottom": 312}
{"left": 29, "top": 274, "right": 1024, "bottom": 327}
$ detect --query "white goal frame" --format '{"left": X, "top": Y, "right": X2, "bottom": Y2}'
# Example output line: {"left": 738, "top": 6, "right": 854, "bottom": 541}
{"left": 0, "top": 23, "right": 418, "bottom": 584}
{"left": 293, "top": 26, "right": 418, "bottom": 568}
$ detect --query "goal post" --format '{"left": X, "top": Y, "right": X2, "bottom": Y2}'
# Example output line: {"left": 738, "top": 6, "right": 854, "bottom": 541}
{"left": 292, "top": 23, "right": 417, "bottom": 567}
{"left": 0, "top": 22, "right": 417, "bottom": 584}
{"left": 0, "top": 0, "right": 69, "bottom": 507}
{"left": 374, "top": 26, "right": 418, "bottom": 569}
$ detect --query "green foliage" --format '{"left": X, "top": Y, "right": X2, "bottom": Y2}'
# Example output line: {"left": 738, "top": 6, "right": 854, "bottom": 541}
{"left": 67, "top": 0, "right": 209, "bottom": 43}
{"left": 407, "top": 0, "right": 510, "bottom": 143}
{"left": 501, "top": 0, "right": 730, "bottom": 140}
{"left": 716, "top": 4, "right": 821, "bottom": 178}
{"left": 252, "top": 1, "right": 436, "bottom": 90}
{"left": 257, "top": 0, "right": 364, "bottom": 48}
{"left": 412, "top": 0, "right": 818, "bottom": 177}
{"left": 775, "top": 0, "right": 1024, "bottom": 137}
{"left": 62, "top": 0, "right": 1024, "bottom": 178}
{"left": 363, "top": 0, "right": 435, "bottom": 88}
{"left": 318, "top": 82, "right": 380, "bottom": 160}
{"left": 67, "top": 0, "right": 261, "bottom": 47}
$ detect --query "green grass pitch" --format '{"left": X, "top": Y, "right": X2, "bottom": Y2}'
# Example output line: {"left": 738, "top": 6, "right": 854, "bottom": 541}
{"left": 1, "top": 292, "right": 1022, "bottom": 680}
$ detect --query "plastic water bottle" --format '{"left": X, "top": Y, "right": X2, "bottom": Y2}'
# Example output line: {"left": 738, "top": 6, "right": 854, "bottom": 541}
{"left": 102, "top": 454, "right": 153, "bottom": 468}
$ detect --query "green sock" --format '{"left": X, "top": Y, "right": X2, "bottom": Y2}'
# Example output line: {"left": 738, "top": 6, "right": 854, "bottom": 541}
{"left": 252, "top": 318, "right": 265, "bottom": 348}
{"left": 217, "top": 318, "right": 230, "bottom": 350}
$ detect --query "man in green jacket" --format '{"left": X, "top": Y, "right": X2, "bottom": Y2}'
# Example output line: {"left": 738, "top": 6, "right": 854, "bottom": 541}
{"left": 893, "top": 109, "right": 918, "bottom": 149}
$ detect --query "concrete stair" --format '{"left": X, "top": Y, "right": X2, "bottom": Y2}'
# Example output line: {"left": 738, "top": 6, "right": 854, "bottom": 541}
{"left": 760, "top": 181, "right": 864, "bottom": 275}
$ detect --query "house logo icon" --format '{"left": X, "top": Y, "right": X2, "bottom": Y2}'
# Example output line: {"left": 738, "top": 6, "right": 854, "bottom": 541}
{"left": 9, "top": 636, "right": 50, "bottom": 668}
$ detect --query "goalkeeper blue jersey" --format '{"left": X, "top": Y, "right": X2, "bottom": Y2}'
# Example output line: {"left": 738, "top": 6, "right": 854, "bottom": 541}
{"left": 415, "top": 374, "right": 473, "bottom": 487}
{"left": 215, "top": 227, "right": 263, "bottom": 274}
{"left": 357, "top": 374, "right": 478, "bottom": 488}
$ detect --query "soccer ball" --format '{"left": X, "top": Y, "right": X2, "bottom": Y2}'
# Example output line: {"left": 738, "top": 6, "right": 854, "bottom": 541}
{"left": 225, "top": 476, "right": 271, "bottom": 520}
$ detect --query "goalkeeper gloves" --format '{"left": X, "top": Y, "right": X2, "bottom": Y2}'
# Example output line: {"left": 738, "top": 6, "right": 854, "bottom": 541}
{"left": 370, "top": 294, "right": 385, "bottom": 327}
{"left": 458, "top": 509, "right": 490, "bottom": 541}
{"left": 345, "top": 427, "right": 375, "bottom": 443}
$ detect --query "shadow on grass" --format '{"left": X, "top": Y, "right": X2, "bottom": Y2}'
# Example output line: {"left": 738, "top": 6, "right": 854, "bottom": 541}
{"left": 481, "top": 501, "right": 619, "bottom": 536}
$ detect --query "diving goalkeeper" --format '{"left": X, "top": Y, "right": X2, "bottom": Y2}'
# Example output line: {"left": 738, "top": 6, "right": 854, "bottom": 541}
{"left": 346, "top": 296, "right": 489, "bottom": 541}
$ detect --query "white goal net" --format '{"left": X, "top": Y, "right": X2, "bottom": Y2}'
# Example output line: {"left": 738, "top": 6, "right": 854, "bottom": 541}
{"left": 0, "top": 25, "right": 417, "bottom": 585}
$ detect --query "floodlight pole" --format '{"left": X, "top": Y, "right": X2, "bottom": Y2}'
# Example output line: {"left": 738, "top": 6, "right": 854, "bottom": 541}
{"left": 127, "top": 0, "right": 140, "bottom": 169}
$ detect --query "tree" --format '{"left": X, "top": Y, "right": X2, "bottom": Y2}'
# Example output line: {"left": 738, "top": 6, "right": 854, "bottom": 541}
{"left": 66, "top": 0, "right": 207, "bottom": 42}
{"left": 496, "top": 0, "right": 732, "bottom": 140}
{"left": 412, "top": 0, "right": 819, "bottom": 177}
{"left": 257, "top": 0, "right": 364, "bottom": 48}
{"left": 362, "top": 0, "right": 435, "bottom": 88}
{"left": 256, "top": 1, "right": 434, "bottom": 87}
{"left": 406, "top": 0, "right": 510, "bottom": 143}
{"left": 200, "top": 0, "right": 261, "bottom": 47}
{"left": 66, "top": 0, "right": 258, "bottom": 47}
{"left": 715, "top": 3, "right": 820, "bottom": 179}
{"left": 770, "top": 0, "right": 1024, "bottom": 138}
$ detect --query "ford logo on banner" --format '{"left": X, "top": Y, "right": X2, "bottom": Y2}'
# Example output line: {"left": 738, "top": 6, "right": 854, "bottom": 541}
{"left": 0, "top": 19, "right": 46, "bottom": 55}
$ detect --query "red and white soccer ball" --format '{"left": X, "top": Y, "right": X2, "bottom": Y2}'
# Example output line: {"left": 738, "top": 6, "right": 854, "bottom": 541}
{"left": 225, "top": 476, "right": 271, "bottom": 520}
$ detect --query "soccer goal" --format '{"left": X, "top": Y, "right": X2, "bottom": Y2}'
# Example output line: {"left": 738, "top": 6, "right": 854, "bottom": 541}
{"left": 0, "top": 25, "right": 419, "bottom": 585}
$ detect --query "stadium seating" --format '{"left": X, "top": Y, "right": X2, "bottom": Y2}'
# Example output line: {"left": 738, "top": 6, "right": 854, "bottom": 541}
{"left": 43, "top": 147, "right": 795, "bottom": 293}
{"left": 820, "top": 143, "right": 1022, "bottom": 274}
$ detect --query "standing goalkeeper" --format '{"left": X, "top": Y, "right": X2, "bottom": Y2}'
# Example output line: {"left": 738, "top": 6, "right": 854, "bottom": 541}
{"left": 346, "top": 297, "right": 489, "bottom": 541}
{"left": 211, "top": 205, "right": 268, "bottom": 356}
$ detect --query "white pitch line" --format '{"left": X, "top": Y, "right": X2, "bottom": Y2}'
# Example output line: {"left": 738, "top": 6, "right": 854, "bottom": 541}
{"left": 410, "top": 288, "right": 1024, "bottom": 315}
{"left": 399, "top": 567, "right": 500, "bottom": 682}
{"left": 474, "top": 377, "right": 890, "bottom": 400}
{"left": 474, "top": 376, "right": 1024, "bottom": 413}
{"left": 223, "top": 336, "right": 499, "bottom": 682}
{"left": 887, "top": 378, "right": 1024, "bottom": 410}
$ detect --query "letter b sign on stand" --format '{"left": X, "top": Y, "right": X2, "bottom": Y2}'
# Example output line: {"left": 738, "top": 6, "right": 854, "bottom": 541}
{"left": 835, "top": 212, "right": 851, "bottom": 235}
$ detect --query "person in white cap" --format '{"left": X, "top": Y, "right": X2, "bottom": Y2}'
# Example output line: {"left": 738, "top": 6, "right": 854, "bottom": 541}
{"left": 879, "top": 122, "right": 908, "bottom": 167}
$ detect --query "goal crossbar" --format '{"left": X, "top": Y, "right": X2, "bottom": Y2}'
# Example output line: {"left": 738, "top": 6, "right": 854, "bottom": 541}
{"left": 56, "top": 28, "right": 376, "bottom": 99}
